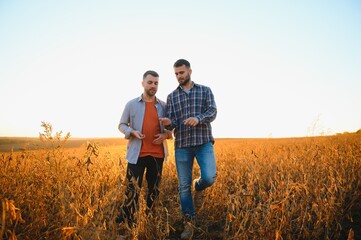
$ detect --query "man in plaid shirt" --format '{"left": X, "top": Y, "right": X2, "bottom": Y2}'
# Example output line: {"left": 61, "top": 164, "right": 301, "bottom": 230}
{"left": 160, "top": 59, "right": 217, "bottom": 239}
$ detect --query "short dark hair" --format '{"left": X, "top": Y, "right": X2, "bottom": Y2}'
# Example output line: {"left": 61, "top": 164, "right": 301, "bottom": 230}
{"left": 173, "top": 59, "right": 191, "bottom": 69}
{"left": 143, "top": 70, "right": 159, "bottom": 79}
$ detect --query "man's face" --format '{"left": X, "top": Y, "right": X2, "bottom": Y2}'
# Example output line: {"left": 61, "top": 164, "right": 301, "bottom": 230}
{"left": 174, "top": 65, "right": 192, "bottom": 86}
{"left": 142, "top": 75, "right": 159, "bottom": 97}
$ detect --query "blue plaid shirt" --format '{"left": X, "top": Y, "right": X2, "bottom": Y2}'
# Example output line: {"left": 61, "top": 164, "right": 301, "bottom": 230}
{"left": 166, "top": 82, "right": 217, "bottom": 148}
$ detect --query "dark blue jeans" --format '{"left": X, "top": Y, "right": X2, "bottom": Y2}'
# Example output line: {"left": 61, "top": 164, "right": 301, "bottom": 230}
{"left": 117, "top": 155, "right": 164, "bottom": 224}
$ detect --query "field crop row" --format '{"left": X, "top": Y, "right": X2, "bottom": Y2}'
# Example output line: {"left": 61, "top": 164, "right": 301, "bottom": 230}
{"left": 1, "top": 133, "right": 360, "bottom": 239}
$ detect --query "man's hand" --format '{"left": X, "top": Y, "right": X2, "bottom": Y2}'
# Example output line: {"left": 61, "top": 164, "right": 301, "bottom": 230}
{"left": 159, "top": 117, "right": 171, "bottom": 126}
{"left": 153, "top": 133, "right": 166, "bottom": 144}
{"left": 131, "top": 130, "right": 145, "bottom": 139}
{"left": 183, "top": 117, "right": 199, "bottom": 127}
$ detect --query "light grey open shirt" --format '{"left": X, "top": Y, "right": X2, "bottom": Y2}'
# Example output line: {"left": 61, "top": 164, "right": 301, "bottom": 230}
{"left": 118, "top": 95, "right": 169, "bottom": 164}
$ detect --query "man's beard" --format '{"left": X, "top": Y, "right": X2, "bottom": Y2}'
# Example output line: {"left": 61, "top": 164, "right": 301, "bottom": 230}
{"left": 145, "top": 88, "right": 156, "bottom": 97}
{"left": 180, "top": 74, "right": 191, "bottom": 86}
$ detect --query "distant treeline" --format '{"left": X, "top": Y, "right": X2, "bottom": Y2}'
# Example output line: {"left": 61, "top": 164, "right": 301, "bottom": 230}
{"left": 0, "top": 137, "right": 127, "bottom": 152}
{"left": 336, "top": 128, "right": 361, "bottom": 135}
{"left": 1, "top": 128, "right": 359, "bottom": 152}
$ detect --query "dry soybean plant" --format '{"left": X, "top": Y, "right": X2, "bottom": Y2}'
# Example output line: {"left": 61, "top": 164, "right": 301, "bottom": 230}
{"left": 0, "top": 127, "right": 360, "bottom": 239}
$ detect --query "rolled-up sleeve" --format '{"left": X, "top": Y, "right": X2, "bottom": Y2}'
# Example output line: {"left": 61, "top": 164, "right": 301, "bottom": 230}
{"left": 196, "top": 87, "right": 217, "bottom": 124}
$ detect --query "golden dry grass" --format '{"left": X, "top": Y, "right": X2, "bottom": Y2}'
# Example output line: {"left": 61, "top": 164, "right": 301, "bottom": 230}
{"left": 1, "top": 125, "right": 360, "bottom": 239}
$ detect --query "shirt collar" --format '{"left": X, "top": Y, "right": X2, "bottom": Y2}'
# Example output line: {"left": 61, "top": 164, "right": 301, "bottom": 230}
{"left": 137, "top": 94, "right": 159, "bottom": 104}
{"left": 178, "top": 81, "right": 197, "bottom": 91}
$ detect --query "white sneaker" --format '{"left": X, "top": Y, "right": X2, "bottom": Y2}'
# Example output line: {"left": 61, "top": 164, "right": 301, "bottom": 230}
{"left": 180, "top": 221, "right": 194, "bottom": 239}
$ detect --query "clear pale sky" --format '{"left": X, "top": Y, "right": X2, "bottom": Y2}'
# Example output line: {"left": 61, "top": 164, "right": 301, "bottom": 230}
{"left": 1, "top": 1, "right": 360, "bottom": 138}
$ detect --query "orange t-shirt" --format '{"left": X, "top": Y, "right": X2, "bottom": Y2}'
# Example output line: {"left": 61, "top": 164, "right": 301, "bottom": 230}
{"left": 139, "top": 101, "right": 165, "bottom": 158}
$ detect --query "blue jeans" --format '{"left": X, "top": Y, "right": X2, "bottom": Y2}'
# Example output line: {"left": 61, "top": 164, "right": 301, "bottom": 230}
{"left": 175, "top": 142, "right": 217, "bottom": 218}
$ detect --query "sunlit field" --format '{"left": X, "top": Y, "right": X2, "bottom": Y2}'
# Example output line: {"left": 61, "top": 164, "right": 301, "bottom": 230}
{"left": 1, "top": 124, "right": 360, "bottom": 240}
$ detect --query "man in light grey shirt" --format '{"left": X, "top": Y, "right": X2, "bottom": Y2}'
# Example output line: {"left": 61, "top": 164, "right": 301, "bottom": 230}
{"left": 116, "top": 70, "right": 172, "bottom": 228}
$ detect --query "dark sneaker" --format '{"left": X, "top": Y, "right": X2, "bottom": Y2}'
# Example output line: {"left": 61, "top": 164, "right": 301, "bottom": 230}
{"left": 115, "top": 213, "right": 135, "bottom": 229}
{"left": 181, "top": 221, "right": 194, "bottom": 239}
{"left": 116, "top": 223, "right": 130, "bottom": 239}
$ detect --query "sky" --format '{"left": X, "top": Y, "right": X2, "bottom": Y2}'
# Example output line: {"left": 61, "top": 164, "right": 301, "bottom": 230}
{"left": 1, "top": 0, "right": 360, "bottom": 139}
